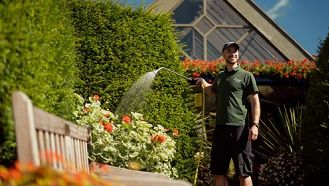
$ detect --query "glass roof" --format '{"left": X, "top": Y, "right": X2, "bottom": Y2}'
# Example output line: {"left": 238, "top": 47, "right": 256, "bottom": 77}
{"left": 173, "top": 0, "right": 286, "bottom": 61}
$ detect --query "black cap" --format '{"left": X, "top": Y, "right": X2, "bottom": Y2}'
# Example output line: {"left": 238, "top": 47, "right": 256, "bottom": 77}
{"left": 222, "top": 42, "right": 239, "bottom": 52}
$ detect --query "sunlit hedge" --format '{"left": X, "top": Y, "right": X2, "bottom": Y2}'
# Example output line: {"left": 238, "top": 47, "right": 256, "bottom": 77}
{"left": 0, "top": 0, "right": 79, "bottom": 166}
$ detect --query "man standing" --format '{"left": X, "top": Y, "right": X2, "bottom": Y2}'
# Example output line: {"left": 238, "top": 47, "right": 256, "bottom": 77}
{"left": 196, "top": 42, "right": 260, "bottom": 186}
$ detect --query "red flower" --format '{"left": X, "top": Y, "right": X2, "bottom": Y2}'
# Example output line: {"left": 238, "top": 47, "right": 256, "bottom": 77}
{"left": 151, "top": 134, "right": 166, "bottom": 143}
{"left": 183, "top": 58, "right": 316, "bottom": 81}
{"left": 283, "top": 73, "right": 289, "bottom": 78}
{"left": 104, "top": 123, "right": 113, "bottom": 133}
{"left": 192, "top": 72, "right": 200, "bottom": 78}
{"left": 122, "top": 115, "right": 132, "bottom": 124}
{"left": 297, "top": 73, "right": 303, "bottom": 80}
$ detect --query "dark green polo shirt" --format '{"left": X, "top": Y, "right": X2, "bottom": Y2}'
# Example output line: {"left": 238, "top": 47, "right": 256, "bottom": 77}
{"left": 213, "top": 66, "right": 258, "bottom": 126}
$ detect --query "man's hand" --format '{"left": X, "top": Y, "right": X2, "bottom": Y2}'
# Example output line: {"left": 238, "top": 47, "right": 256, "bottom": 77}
{"left": 195, "top": 78, "right": 216, "bottom": 96}
{"left": 248, "top": 125, "right": 259, "bottom": 141}
{"left": 195, "top": 78, "right": 206, "bottom": 86}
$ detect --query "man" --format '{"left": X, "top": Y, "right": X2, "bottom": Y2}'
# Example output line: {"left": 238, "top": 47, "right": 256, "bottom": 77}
{"left": 196, "top": 42, "right": 260, "bottom": 186}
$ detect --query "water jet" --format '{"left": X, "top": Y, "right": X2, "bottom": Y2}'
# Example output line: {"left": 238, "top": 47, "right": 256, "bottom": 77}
{"left": 115, "top": 67, "right": 195, "bottom": 115}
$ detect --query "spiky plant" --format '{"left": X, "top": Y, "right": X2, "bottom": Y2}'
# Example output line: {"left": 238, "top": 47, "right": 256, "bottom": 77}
{"left": 255, "top": 104, "right": 304, "bottom": 185}
{"left": 255, "top": 104, "right": 303, "bottom": 160}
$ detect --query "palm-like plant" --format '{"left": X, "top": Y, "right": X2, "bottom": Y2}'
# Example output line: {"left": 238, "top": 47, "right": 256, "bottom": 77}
{"left": 255, "top": 104, "right": 303, "bottom": 160}
{"left": 255, "top": 104, "right": 304, "bottom": 185}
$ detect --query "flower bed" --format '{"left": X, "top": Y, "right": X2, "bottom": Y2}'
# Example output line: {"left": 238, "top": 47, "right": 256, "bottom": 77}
{"left": 74, "top": 95, "right": 177, "bottom": 177}
{"left": 182, "top": 58, "right": 316, "bottom": 84}
{"left": 0, "top": 162, "right": 111, "bottom": 186}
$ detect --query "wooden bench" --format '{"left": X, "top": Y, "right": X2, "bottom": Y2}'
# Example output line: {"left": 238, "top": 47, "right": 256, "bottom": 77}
{"left": 12, "top": 91, "right": 192, "bottom": 186}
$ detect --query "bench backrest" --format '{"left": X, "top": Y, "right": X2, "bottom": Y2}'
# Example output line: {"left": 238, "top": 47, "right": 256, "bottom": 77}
{"left": 12, "top": 91, "right": 89, "bottom": 173}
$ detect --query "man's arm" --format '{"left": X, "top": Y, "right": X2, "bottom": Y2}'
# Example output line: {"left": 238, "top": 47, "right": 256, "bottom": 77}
{"left": 248, "top": 92, "right": 261, "bottom": 140}
{"left": 196, "top": 78, "right": 216, "bottom": 96}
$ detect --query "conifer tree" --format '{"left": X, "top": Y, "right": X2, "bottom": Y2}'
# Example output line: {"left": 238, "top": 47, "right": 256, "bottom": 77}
{"left": 302, "top": 30, "right": 329, "bottom": 185}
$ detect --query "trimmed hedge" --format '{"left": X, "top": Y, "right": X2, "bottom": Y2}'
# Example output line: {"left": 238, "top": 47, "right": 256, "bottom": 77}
{"left": 69, "top": 1, "right": 198, "bottom": 181}
{"left": 0, "top": 0, "right": 79, "bottom": 165}
{"left": 302, "top": 31, "right": 329, "bottom": 185}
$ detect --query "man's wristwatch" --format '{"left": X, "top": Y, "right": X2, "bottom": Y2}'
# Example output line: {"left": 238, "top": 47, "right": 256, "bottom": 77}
{"left": 251, "top": 122, "right": 260, "bottom": 128}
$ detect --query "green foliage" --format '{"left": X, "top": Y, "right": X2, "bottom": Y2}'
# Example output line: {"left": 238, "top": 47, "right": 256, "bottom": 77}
{"left": 68, "top": 0, "right": 198, "bottom": 181}
{"left": 255, "top": 105, "right": 303, "bottom": 161}
{"left": 259, "top": 152, "right": 303, "bottom": 185}
{"left": 74, "top": 96, "right": 177, "bottom": 177}
{"left": 255, "top": 105, "right": 304, "bottom": 185}
{"left": 302, "top": 31, "right": 329, "bottom": 185}
{"left": 0, "top": 0, "right": 79, "bottom": 165}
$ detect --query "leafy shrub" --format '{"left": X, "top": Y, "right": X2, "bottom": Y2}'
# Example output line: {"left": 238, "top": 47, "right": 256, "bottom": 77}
{"left": 68, "top": 0, "right": 198, "bottom": 181}
{"left": 74, "top": 95, "right": 177, "bottom": 177}
{"left": 0, "top": 0, "right": 79, "bottom": 166}
{"left": 302, "top": 31, "right": 329, "bottom": 185}
{"left": 258, "top": 152, "right": 303, "bottom": 185}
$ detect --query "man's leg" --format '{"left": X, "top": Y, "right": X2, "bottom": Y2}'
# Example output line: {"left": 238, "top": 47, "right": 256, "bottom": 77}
{"left": 211, "top": 126, "right": 231, "bottom": 186}
{"left": 233, "top": 125, "right": 254, "bottom": 186}
{"left": 239, "top": 176, "right": 252, "bottom": 186}
{"left": 214, "top": 175, "right": 227, "bottom": 186}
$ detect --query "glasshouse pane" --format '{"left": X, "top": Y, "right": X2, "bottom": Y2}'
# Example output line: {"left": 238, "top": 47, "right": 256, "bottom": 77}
{"left": 207, "top": 28, "right": 248, "bottom": 60}
{"left": 177, "top": 27, "right": 204, "bottom": 59}
{"left": 195, "top": 17, "right": 214, "bottom": 35}
{"left": 239, "top": 30, "right": 286, "bottom": 61}
{"left": 207, "top": 0, "right": 248, "bottom": 25}
{"left": 173, "top": 0, "right": 203, "bottom": 24}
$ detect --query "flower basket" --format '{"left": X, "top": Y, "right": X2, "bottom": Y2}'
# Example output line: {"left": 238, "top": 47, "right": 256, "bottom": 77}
{"left": 182, "top": 58, "right": 316, "bottom": 85}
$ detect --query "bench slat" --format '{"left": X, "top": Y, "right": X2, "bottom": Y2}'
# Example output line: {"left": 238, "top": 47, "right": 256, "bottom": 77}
{"left": 34, "top": 107, "right": 89, "bottom": 141}
{"left": 12, "top": 91, "right": 89, "bottom": 173}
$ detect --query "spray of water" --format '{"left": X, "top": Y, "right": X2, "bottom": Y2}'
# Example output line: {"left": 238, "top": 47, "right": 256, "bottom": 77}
{"left": 114, "top": 67, "right": 193, "bottom": 115}
{"left": 114, "top": 69, "right": 160, "bottom": 115}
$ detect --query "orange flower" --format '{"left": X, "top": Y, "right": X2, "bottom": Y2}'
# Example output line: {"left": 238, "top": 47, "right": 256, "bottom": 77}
{"left": 92, "top": 95, "right": 100, "bottom": 101}
{"left": 8, "top": 168, "right": 22, "bottom": 180}
{"left": 0, "top": 166, "right": 10, "bottom": 180}
{"left": 104, "top": 123, "right": 113, "bottom": 133}
{"left": 99, "top": 120, "right": 105, "bottom": 126}
{"left": 151, "top": 134, "right": 166, "bottom": 143}
{"left": 183, "top": 58, "right": 316, "bottom": 81}
{"left": 122, "top": 115, "right": 132, "bottom": 124}
{"left": 172, "top": 128, "right": 180, "bottom": 137}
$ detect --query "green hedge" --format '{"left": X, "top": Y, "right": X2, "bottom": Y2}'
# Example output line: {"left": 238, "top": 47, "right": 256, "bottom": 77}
{"left": 0, "top": 0, "right": 79, "bottom": 166}
{"left": 302, "top": 31, "right": 329, "bottom": 185}
{"left": 69, "top": 1, "right": 198, "bottom": 181}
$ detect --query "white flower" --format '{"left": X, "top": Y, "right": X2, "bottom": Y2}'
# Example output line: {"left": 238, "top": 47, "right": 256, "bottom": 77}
{"left": 75, "top": 95, "right": 176, "bottom": 177}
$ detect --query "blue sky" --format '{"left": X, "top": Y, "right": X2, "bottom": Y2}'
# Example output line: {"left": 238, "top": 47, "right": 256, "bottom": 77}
{"left": 127, "top": 0, "right": 329, "bottom": 55}
{"left": 253, "top": 0, "right": 329, "bottom": 55}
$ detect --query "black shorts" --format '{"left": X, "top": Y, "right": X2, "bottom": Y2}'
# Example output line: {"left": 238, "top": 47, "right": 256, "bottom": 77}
{"left": 210, "top": 125, "right": 254, "bottom": 176}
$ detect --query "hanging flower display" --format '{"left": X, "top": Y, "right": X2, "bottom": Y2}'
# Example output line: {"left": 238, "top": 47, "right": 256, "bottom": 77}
{"left": 182, "top": 58, "right": 316, "bottom": 83}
